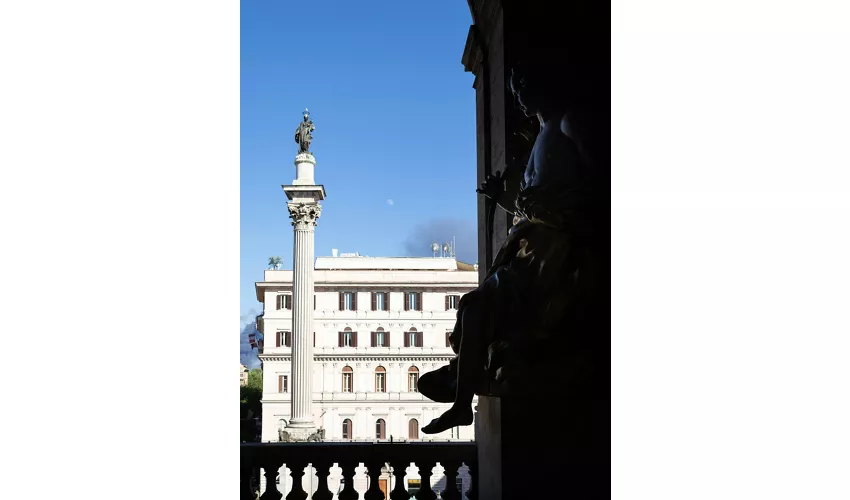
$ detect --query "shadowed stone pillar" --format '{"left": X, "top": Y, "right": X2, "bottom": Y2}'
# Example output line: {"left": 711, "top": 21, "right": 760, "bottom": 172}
{"left": 462, "top": 1, "right": 611, "bottom": 498}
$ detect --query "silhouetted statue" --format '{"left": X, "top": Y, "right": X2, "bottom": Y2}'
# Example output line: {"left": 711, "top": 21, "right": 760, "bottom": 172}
{"left": 420, "top": 60, "right": 601, "bottom": 434}
{"left": 294, "top": 109, "right": 315, "bottom": 154}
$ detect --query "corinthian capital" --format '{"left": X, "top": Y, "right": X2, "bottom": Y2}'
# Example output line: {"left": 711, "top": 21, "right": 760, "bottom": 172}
{"left": 287, "top": 203, "right": 322, "bottom": 228}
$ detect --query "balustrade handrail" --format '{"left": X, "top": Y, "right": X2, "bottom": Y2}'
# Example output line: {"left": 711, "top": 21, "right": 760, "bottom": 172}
{"left": 241, "top": 441, "right": 478, "bottom": 500}
{"left": 242, "top": 440, "right": 476, "bottom": 464}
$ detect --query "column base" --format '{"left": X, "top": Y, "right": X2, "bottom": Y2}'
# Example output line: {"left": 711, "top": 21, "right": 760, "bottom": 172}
{"left": 287, "top": 418, "right": 316, "bottom": 428}
{"left": 280, "top": 426, "right": 324, "bottom": 442}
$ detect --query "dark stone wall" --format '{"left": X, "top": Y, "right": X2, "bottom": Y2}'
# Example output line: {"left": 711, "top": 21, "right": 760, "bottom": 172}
{"left": 462, "top": 1, "right": 611, "bottom": 498}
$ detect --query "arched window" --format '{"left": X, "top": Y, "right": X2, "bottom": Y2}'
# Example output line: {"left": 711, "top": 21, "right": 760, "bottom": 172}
{"left": 339, "top": 327, "right": 357, "bottom": 347}
{"left": 375, "top": 418, "right": 386, "bottom": 439}
{"left": 374, "top": 365, "right": 387, "bottom": 392}
{"left": 342, "top": 365, "right": 354, "bottom": 393}
{"left": 372, "top": 327, "right": 388, "bottom": 347}
{"left": 408, "top": 366, "right": 419, "bottom": 392}
{"left": 342, "top": 418, "right": 352, "bottom": 440}
{"left": 404, "top": 327, "right": 422, "bottom": 347}
{"left": 409, "top": 419, "right": 419, "bottom": 440}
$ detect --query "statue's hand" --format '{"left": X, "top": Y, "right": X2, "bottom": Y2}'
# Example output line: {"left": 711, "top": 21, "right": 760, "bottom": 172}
{"left": 476, "top": 170, "right": 505, "bottom": 200}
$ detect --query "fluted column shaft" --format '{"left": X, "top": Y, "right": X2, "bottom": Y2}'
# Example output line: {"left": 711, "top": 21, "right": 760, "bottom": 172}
{"left": 287, "top": 202, "right": 321, "bottom": 427}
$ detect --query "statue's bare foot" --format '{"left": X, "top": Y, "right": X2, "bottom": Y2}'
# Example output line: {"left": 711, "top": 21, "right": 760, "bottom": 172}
{"left": 421, "top": 405, "right": 474, "bottom": 434}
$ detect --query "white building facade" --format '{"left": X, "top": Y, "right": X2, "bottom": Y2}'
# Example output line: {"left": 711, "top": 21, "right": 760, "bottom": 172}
{"left": 256, "top": 255, "right": 477, "bottom": 497}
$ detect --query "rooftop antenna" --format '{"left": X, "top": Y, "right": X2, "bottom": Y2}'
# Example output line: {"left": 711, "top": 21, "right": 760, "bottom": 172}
{"left": 431, "top": 242, "right": 439, "bottom": 258}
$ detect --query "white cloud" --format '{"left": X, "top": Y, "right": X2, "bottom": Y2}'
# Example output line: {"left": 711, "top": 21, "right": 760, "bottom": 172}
{"left": 386, "top": 199, "right": 394, "bottom": 206}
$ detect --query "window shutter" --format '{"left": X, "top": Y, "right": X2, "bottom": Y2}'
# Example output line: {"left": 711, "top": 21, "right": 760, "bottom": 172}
{"left": 386, "top": 292, "right": 391, "bottom": 311}
{"left": 352, "top": 293, "right": 358, "bottom": 311}
{"left": 404, "top": 332, "right": 410, "bottom": 348}
{"left": 416, "top": 293, "right": 422, "bottom": 311}
{"left": 276, "top": 331, "right": 281, "bottom": 347}
{"left": 446, "top": 331, "right": 451, "bottom": 347}
{"left": 314, "top": 295, "right": 316, "bottom": 310}
{"left": 353, "top": 332, "right": 358, "bottom": 347}
{"left": 418, "top": 333, "right": 423, "bottom": 348}
{"left": 404, "top": 292, "right": 409, "bottom": 311}
{"left": 386, "top": 330, "right": 391, "bottom": 347}
{"left": 339, "top": 292, "right": 344, "bottom": 310}
{"left": 445, "top": 295, "right": 450, "bottom": 310}
{"left": 371, "top": 293, "right": 376, "bottom": 311}
{"left": 285, "top": 332, "right": 291, "bottom": 348}
{"left": 276, "top": 295, "right": 281, "bottom": 310}
{"left": 338, "top": 331, "right": 343, "bottom": 347}
{"left": 371, "top": 331, "right": 377, "bottom": 347}
{"left": 313, "top": 332, "right": 316, "bottom": 347}
{"left": 278, "top": 375, "right": 283, "bottom": 393}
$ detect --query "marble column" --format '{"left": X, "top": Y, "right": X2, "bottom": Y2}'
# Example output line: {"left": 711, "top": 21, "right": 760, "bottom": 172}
{"left": 286, "top": 201, "right": 321, "bottom": 429}
{"left": 282, "top": 151, "right": 326, "bottom": 441}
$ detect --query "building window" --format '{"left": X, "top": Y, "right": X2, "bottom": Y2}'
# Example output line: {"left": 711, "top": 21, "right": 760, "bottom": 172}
{"left": 276, "top": 294, "right": 292, "bottom": 310}
{"left": 375, "top": 366, "right": 386, "bottom": 393}
{"left": 450, "top": 426, "right": 459, "bottom": 439}
{"left": 404, "top": 328, "right": 422, "bottom": 348}
{"left": 404, "top": 292, "right": 421, "bottom": 311}
{"left": 371, "top": 327, "right": 388, "bottom": 347}
{"left": 372, "top": 292, "right": 388, "bottom": 311}
{"left": 445, "top": 294, "right": 460, "bottom": 310}
{"left": 446, "top": 330, "right": 453, "bottom": 348}
{"left": 278, "top": 375, "right": 288, "bottom": 393}
{"left": 342, "top": 418, "right": 352, "bottom": 440}
{"left": 276, "top": 331, "right": 291, "bottom": 348}
{"left": 342, "top": 366, "right": 353, "bottom": 393}
{"left": 376, "top": 418, "right": 386, "bottom": 439}
{"left": 408, "top": 419, "right": 419, "bottom": 440}
{"left": 339, "top": 327, "right": 357, "bottom": 347}
{"left": 339, "top": 291, "right": 357, "bottom": 311}
{"left": 408, "top": 366, "right": 419, "bottom": 392}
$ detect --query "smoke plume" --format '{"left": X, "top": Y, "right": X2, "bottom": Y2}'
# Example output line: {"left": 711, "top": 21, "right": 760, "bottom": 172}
{"left": 402, "top": 218, "right": 477, "bottom": 264}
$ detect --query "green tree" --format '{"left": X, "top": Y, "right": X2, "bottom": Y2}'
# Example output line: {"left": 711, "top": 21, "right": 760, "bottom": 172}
{"left": 240, "top": 369, "right": 263, "bottom": 419}
{"left": 247, "top": 368, "right": 263, "bottom": 390}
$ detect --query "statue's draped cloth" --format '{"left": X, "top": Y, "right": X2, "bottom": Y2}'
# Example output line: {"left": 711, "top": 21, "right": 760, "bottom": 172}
{"left": 448, "top": 181, "right": 602, "bottom": 375}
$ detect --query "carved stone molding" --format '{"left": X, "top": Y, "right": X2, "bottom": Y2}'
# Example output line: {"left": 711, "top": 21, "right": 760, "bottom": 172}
{"left": 287, "top": 202, "right": 322, "bottom": 229}
{"left": 294, "top": 152, "right": 316, "bottom": 165}
{"left": 461, "top": 25, "right": 484, "bottom": 76}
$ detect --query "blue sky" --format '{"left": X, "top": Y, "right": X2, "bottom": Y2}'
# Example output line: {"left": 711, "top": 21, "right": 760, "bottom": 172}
{"left": 240, "top": 0, "right": 478, "bottom": 364}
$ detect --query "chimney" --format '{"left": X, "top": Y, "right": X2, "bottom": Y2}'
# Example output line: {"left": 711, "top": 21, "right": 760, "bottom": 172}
{"left": 332, "top": 248, "right": 338, "bottom": 257}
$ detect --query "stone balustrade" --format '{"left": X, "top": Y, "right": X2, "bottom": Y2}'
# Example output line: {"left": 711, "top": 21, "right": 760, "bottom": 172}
{"left": 240, "top": 441, "right": 477, "bottom": 500}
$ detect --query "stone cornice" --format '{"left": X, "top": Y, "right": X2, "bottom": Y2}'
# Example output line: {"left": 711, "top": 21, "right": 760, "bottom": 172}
{"left": 461, "top": 24, "right": 484, "bottom": 76}
{"left": 259, "top": 354, "right": 453, "bottom": 363}
{"left": 256, "top": 282, "right": 476, "bottom": 288}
